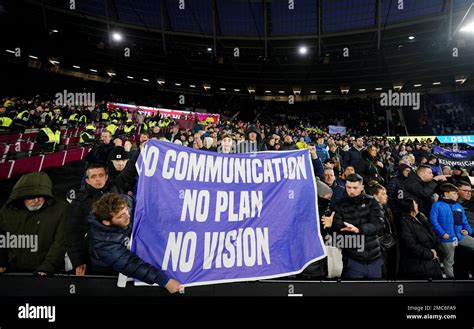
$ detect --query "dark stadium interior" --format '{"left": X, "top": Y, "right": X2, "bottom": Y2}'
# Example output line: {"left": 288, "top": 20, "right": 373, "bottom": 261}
{"left": 1, "top": 0, "right": 474, "bottom": 324}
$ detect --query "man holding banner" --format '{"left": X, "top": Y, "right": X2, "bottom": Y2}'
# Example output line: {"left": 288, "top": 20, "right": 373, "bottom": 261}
{"left": 89, "top": 193, "right": 182, "bottom": 293}
{"left": 131, "top": 140, "right": 326, "bottom": 286}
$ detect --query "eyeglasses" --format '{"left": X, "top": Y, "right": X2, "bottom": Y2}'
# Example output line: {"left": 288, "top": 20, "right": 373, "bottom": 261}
{"left": 459, "top": 189, "right": 472, "bottom": 193}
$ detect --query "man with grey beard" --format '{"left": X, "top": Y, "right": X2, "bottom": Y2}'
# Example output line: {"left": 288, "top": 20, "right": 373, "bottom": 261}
{"left": 0, "top": 172, "right": 66, "bottom": 275}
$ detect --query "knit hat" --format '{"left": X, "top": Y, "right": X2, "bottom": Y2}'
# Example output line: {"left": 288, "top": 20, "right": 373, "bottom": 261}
{"left": 203, "top": 137, "right": 214, "bottom": 149}
{"left": 316, "top": 177, "right": 333, "bottom": 198}
{"left": 110, "top": 146, "right": 129, "bottom": 161}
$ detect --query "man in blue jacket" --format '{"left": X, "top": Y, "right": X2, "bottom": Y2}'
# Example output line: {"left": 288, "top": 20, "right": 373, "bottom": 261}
{"left": 89, "top": 193, "right": 182, "bottom": 293}
{"left": 316, "top": 136, "right": 330, "bottom": 163}
{"left": 430, "top": 183, "right": 474, "bottom": 278}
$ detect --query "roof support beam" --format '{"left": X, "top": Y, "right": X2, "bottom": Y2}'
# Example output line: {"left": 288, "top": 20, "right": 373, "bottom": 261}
{"left": 447, "top": 0, "right": 453, "bottom": 42}
{"left": 212, "top": 0, "right": 217, "bottom": 57}
{"left": 318, "top": 0, "right": 322, "bottom": 57}
{"left": 450, "top": 2, "right": 474, "bottom": 40}
{"left": 160, "top": 2, "right": 167, "bottom": 54}
{"left": 264, "top": 0, "right": 268, "bottom": 58}
{"left": 376, "top": 0, "right": 381, "bottom": 50}
{"left": 105, "top": 0, "right": 111, "bottom": 44}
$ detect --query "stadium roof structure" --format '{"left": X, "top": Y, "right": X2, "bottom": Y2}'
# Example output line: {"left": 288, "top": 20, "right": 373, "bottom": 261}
{"left": 2, "top": 0, "right": 474, "bottom": 96}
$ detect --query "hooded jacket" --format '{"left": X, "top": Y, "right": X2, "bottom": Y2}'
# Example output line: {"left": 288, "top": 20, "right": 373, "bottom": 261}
{"left": 244, "top": 125, "right": 267, "bottom": 152}
{"left": 430, "top": 198, "right": 473, "bottom": 243}
{"left": 387, "top": 164, "right": 411, "bottom": 215}
{"left": 0, "top": 172, "right": 66, "bottom": 273}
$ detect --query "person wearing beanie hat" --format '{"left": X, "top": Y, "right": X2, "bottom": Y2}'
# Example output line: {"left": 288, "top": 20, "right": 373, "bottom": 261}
{"left": 202, "top": 136, "right": 216, "bottom": 151}
{"left": 107, "top": 146, "right": 130, "bottom": 180}
{"left": 316, "top": 177, "right": 333, "bottom": 199}
{"left": 0, "top": 172, "right": 67, "bottom": 275}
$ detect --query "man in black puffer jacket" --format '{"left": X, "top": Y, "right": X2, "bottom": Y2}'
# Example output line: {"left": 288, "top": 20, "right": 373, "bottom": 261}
{"left": 65, "top": 150, "right": 140, "bottom": 276}
{"left": 89, "top": 193, "right": 181, "bottom": 293}
{"left": 322, "top": 174, "right": 385, "bottom": 279}
{"left": 404, "top": 164, "right": 446, "bottom": 216}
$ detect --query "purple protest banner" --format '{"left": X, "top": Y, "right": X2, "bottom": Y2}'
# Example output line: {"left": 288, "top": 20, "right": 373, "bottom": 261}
{"left": 132, "top": 140, "right": 326, "bottom": 287}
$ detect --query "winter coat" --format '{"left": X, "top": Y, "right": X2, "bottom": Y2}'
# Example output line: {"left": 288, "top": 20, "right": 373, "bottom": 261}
{"left": 86, "top": 142, "right": 115, "bottom": 165}
{"left": 400, "top": 214, "right": 442, "bottom": 279}
{"left": 403, "top": 174, "right": 438, "bottom": 216}
{"left": 312, "top": 157, "right": 324, "bottom": 179}
{"left": 65, "top": 152, "right": 139, "bottom": 268}
{"left": 331, "top": 193, "right": 385, "bottom": 262}
{"left": 329, "top": 183, "right": 346, "bottom": 204}
{"left": 343, "top": 146, "right": 364, "bottom": 172}
{"left": 358, "top": 151, "right": 385, "bottom": 186}
{"left": 88, "top": 197, "right": 170, "bottom": 286}
{"left": 316, "top": 144, "right": 329, "bottom": 163}
{"left": 430, "top": 199, "right": 473, "bottom": 243}
{"left": 0, "top": 172, "right": 66, "bottom": 273}
{"left": 461, "top": 199, "right": 474, "bottom": 230}
{"left": 387, "top": 164, "right": 411, "bottom": 215}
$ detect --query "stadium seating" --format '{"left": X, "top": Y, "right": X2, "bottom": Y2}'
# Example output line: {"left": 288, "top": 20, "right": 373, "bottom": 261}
{"left": 0, "top": 161, "right": 14, "bottom": 180}
{"left": 9, "top": 156, "right": 44, "bottom": 177}
{"left": 0, "top": 144, "right": 10, "bottom": 162}
{"left": 41, "top": 151, "right": 67, "bottom": 169}
{"left": 0, "top": 147, "right": 91, "bottom": 180}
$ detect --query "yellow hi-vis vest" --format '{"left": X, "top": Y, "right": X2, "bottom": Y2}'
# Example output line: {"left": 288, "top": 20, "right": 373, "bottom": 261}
{"left": 106, "top": 124, "right": 118, "bottom": 135}
{"left": 17, "top": 110, "right": 30, "bottom": 122}
{"left": 44, "top": 112, "right": 53, "bottom": 121}
{"left": 124, "top": 125, "right": 136, "bottom": 135}
{"left": 41, "top": 127, "right": 61, "bottom": 146}
{"left": 78, "top": 115, "right": 87, "bottom": 124}
{"left": 101, "top": 112, "right": 109, "bottom": 120}
{"left": 69, "top": 113, "right": 78, "bottom": 122}
{"left": 80, "top": 131, "right": 94, "bottom": 143}
{"left": 0, "top": 117, "right": 13, "bottom": 127}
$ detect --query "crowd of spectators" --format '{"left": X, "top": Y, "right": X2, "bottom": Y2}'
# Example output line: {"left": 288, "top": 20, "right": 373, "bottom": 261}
{"left": 1, "top": 92, "right": 474, "bottom": 291}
